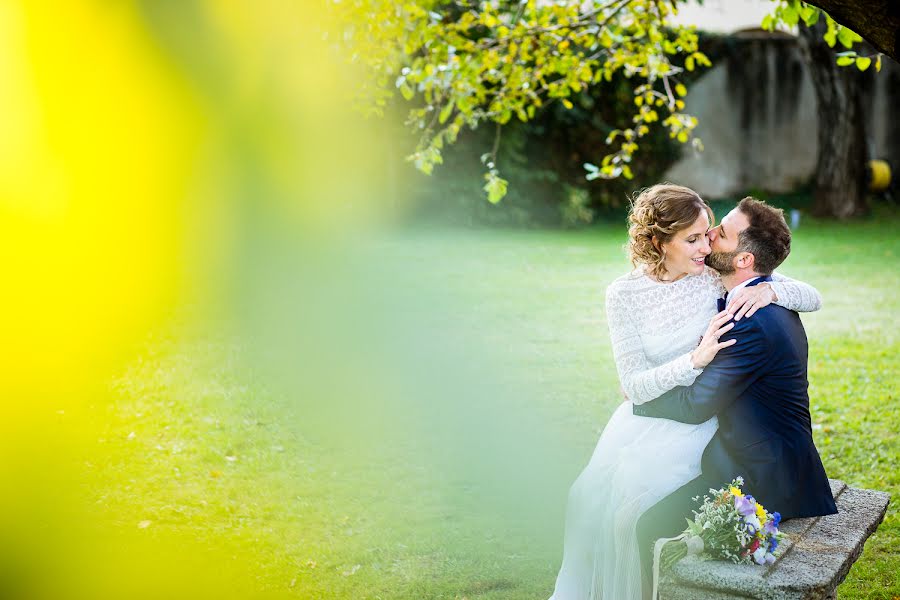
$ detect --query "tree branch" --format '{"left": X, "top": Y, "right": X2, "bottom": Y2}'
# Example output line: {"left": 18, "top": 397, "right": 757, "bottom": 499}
{"left": 489, "top": 121, "right": 503, "bottom": 167}
{"left": 805, "top": 0, "right": 899, "bottom": 61}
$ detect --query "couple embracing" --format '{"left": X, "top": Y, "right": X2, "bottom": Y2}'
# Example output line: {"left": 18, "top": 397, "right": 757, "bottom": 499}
{"left": 549, "top": 184, "right": 837, "bottom": 600}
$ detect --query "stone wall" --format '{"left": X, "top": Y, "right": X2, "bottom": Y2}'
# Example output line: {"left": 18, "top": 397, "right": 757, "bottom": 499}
{"left": 664, "top": 31, "right": 900, "bottom": 198}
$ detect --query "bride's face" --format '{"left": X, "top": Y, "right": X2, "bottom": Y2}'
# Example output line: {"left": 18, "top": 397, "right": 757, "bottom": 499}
{"left": 660, "top": 211, "right": 711, "bottom": 280}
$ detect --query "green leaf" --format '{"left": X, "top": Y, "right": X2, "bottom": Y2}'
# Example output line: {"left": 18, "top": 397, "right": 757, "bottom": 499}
{"left": 685, "top": 55, "right": 695, "bottom": 71}
{"left": 837, "top": 26, "right": 858, "bottom": 49}
{"left": 875, "top": 55, "right": 883, "bottom": 72}
{"left": 782, "top": 5, "right": 799, "bottom": 26}
{"left": 855, "top": 56, "right": 872, "bottom": 71}
{"left": 599, "top": 29, "right": 613, "bottom": 48}
{"left": 693, "top": 52, "right": 711, "bottom": 67}
{"left": 446, "top": 123, "right": 460, "bottom": 143}
{"left": 760, "top": 14, "right": 773, "bottom": 31}
{"left": 823, "top": 18, "right": 838, "bottom": 47}
{"left": 438, "top": 100, "right": 455, "bottom": 124}
{"left": 483, "top": 172, "right": 508, "bottom": 204}
{"left": 836, "top": 55, "right": 856, "bottom": 67}
{"left": 400, "top": 84, "right": 415, "bottom": 101}
{"left": 414, "top": 154, "right": 433, "bottom": 175}
{"left": 801, "top": 6, "right": 820, "bottom": 26}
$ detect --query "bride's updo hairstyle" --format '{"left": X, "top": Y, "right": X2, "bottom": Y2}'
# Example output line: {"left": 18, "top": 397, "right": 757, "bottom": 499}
{"left": 627, "top": 183, "right": 713, "bottom": 279}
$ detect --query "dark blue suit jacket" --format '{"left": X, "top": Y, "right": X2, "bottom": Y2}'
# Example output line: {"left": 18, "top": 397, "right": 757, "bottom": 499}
{"left": 633, "top": 277, "right": 837, "bottom": 519}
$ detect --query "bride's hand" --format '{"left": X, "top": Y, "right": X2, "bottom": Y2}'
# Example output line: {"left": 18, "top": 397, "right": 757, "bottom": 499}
{"left": 690, "top": 310, "right": 736, "bottom": 369}
{"left": 729, "top": 283, "right": 777, "bottom": 321}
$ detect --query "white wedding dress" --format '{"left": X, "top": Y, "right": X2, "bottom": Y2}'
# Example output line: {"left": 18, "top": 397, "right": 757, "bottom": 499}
{"left": 548, "top": 266, "right": 821, "bottom": 600}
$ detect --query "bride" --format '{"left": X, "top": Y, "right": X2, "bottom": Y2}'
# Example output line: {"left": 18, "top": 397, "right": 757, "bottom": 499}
{"left": 548, "top": 184, "right": 822, "bottom": 600}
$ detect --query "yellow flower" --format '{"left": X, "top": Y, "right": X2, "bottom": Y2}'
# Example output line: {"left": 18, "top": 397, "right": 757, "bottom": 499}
{"left": 756, "top": 503, "right": 766, "bottom": 519}
{"left": 729, "top": 486, "right": 743, "bottom": 498}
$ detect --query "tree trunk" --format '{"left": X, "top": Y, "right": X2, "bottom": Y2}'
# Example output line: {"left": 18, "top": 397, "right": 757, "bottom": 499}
{"left": 798, "top": 21, "right": 870, "bottom": 219}
{"left": 886, "top": 61, "right": 900, "bottom": 178}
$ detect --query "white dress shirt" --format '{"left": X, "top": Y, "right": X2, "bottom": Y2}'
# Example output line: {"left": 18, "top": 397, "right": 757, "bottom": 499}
{"left": 726, "top": 276, "right": 764, "bottom": 308}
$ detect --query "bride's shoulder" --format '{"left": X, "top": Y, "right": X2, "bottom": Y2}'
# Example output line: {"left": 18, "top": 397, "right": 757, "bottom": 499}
{"left": 689, "top": 266, "right": 726, "bottom": 296}
{"left": 605, "top": 268, "right": 649, "bottom": 302}
{"left": 607, "top": 268, "right": 646, "bottom": 289}
{"left": 699, "top": 265, "right": 723, "bottom": 284}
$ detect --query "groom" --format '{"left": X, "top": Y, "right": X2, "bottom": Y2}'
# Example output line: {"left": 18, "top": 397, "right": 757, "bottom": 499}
{"left": 632, "top": 197, "right": 837, "bottom": 597}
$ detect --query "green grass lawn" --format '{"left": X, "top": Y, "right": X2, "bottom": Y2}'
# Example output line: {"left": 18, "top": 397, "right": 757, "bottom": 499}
{"left": 94, "top": 211, "right": 899, "bottom": 599}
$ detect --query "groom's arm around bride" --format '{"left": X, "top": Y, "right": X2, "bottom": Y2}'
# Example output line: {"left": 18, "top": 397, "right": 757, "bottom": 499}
{"left": 633, "top": 275, "right": 836, "bottom": 519}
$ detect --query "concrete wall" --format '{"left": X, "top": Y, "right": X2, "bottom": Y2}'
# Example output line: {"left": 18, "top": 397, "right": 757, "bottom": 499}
{"left": 663, "top": 33, "right": 899, "bottom": 198}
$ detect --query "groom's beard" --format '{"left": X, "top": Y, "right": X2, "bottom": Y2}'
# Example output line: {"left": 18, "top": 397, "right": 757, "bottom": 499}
{"left": 705, "top": 250, "right": 739, "bottom": 274}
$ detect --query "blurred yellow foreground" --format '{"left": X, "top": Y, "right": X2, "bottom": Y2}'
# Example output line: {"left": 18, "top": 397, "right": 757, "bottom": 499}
{"left": 0, "top": 2, "right": 394, "bottom": 597}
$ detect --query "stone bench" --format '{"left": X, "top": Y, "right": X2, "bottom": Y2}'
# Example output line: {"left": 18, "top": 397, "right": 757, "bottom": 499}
{"left": 660, "top": 479, "right": 891, "bottom": 600}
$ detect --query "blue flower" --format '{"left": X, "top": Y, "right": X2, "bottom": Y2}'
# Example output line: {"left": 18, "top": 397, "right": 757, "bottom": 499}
{"left": 772, "top": 511, "right": 782, "bottom": 527}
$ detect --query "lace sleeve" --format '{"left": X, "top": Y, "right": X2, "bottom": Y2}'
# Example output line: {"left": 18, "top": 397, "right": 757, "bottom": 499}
{"left": 605, "top": 284, "right": 703, "bottom": 405}
{"left": 768, "top": 272, "right": 823, "bottom": 313}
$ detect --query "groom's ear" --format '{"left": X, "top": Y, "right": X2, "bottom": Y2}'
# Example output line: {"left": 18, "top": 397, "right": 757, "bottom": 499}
{"left": 736, "top": 251, "right": 755, "bottom": 270}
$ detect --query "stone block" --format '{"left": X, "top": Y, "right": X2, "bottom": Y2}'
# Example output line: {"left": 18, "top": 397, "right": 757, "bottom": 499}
{"left": 659, "top": 480, "right": 890, "bottom": 600}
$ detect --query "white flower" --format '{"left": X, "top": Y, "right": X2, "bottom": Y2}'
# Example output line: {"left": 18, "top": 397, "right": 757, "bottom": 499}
{"left": 744, "top": 515, "right": 761, "bottom": 532}
{"left": 685, "top": 536, "right": 705, "bottom": 555}
{"left": 752, "top": 547, "right": 767, "bottom": 565}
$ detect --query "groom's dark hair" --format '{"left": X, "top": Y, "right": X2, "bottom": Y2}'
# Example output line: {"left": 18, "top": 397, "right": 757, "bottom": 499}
{"left": 736, "top": 197, "right": 791, "bottom": 275}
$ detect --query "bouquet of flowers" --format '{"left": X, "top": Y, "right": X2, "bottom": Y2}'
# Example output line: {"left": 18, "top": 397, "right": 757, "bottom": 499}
{"left": 659, "top": 477, "right": 786, "bottom": 571}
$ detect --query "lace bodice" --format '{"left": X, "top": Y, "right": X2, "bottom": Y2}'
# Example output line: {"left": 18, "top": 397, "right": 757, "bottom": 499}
{"left": 605, "top": 266, "right": 821, "bottom": 405}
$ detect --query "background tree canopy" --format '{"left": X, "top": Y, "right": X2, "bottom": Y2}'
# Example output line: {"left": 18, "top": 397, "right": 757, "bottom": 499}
{"left": 332, "top": 0, "right": 896, "bottom": 219}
